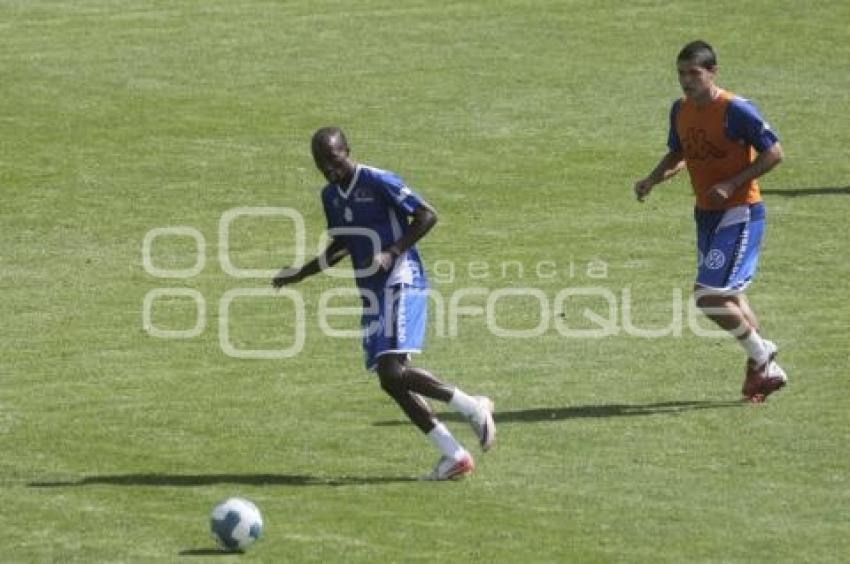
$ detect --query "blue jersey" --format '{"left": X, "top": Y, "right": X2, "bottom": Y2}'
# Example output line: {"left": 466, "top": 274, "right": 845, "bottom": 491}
{"left": 321, "top": 164, "right": 429, "bottom": 294}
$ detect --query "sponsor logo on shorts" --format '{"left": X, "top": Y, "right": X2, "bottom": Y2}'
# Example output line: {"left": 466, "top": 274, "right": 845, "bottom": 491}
{"left": 706, "top": 249, "right": 726, "bottom": 270}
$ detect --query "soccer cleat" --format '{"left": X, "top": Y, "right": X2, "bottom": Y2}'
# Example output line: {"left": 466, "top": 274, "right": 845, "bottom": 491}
{"left": 469, "top": 396, "right": 496, "bottom": 452}
{"left": 741, "top": 339, "right": 786, "bottom": 403}
{"left": 421, "top": 452, "right": 475, "bottom": 481}
{"left": 759, "top": 360, "right": 788, "bottom": 399}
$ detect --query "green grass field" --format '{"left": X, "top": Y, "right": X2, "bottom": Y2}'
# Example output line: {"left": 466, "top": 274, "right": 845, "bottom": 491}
{"left": 2, "top": 1, "right": 849, "bottom": 562}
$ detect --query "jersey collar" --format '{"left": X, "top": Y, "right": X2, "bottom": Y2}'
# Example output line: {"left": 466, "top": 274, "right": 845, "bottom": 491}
{"left": 336, "top": 164, "right": 362, "bottom": 199}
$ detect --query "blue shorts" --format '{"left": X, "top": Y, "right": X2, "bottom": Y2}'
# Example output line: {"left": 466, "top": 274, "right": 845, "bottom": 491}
{"left": 694, "top": 203, "right": 765, "bottom": 294}
{"left": 361, "top": 284, "right": 428, "bottom": 371}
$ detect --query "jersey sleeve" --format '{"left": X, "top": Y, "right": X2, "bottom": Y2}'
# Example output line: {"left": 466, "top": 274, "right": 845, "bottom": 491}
{"left": 726, "top": 97, "right": 779, "bottom": 152}
{"left": 376, "top": 171, "right": 424, "bottom": 215}
{"left": 666, "top": 99, "right": 683, "bottom": 152}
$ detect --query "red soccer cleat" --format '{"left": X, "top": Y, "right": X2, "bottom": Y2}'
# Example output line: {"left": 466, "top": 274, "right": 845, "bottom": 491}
{"left": 741, "top": 340, "right": 787, "bottom": 403}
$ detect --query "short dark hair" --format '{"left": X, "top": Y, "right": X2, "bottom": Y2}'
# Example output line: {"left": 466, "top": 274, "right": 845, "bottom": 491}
{"left": 677, "top": 40, "right": 717, "bottom": 70}
{"left": 312, "top": 126, "right": 349, "bottom": 152}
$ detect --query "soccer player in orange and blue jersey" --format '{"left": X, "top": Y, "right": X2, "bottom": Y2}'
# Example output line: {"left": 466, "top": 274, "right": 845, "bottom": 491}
{"left": 633, "top": 41, "right": 787, "bottom": 403}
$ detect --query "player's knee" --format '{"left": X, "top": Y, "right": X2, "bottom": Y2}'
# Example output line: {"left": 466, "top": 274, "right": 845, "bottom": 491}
{"left": 694, "top": 288, "right": 721, "bottom": 310}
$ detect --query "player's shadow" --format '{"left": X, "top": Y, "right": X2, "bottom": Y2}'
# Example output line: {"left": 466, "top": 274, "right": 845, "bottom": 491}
{"left": 29, "top": 474, "right": 417, "bottom": 488}
{"left": 762, "top": 186, "right": 850, "bottom": 198}
{"left": 373, "top": 399, "right": 742, "bottom": 426}
{"left": 178, "top": 548, "right": 238, "bottom": 556}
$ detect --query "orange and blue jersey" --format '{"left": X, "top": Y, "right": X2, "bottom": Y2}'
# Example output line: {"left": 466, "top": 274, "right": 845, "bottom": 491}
{"left": 667, "top": 89, "right": 779, "bottom": 211}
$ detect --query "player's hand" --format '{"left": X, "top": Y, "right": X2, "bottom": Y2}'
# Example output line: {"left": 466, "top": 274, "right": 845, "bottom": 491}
{"left": 634, "top": 178, "right": 654, "bottom": 202}
{"left": 706, "top": 181, "right": 736, "bottom": 207}
{"left": 372, "top": 251, "right": 395, "bottom": 272}
{"left": 272, "top": 266, "right": 302, "bottom": 288}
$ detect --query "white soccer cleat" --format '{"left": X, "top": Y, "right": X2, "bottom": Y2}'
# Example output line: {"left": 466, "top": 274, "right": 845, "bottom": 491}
{"left": 421, "top": 451, "right": 475, "bottom": 481}
{"left": 469, "top": 396, "right": 496, "bottom": 452}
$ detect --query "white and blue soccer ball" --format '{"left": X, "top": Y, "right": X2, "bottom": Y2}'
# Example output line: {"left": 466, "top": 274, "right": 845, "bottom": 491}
{"left": 210, "top": 497, "right": 263, "bottom": 551}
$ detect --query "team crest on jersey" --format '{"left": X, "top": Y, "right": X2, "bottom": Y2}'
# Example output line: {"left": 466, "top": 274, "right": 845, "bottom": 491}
{"left": 344, "top": 206, "right": 353, "bottom": 223}
{"left": 706, "top": 249, "right": 726, "bottom": 270}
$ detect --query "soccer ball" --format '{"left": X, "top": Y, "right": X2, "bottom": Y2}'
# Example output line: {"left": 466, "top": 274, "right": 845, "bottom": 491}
{"left": 210, "top": 497, "right": 263, "bottom": 551}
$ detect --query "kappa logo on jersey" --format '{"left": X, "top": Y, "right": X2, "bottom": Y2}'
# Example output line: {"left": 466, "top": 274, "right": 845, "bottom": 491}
{"left": 682, "top": 128, "right": 725, "bottom": 160}
{"left": 706, "top": 249, "right": 726, "bottom": 270}
{"left": 353, "top": 188, "right": 374, "bottom": 203}
{"left": 343, "top": 207, "right": 353, "bottom": 222}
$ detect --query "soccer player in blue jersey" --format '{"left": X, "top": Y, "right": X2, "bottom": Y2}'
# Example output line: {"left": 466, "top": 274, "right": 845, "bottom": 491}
{"left": 633, "top": 41, "right": 787, "bottom": 402}
{"left": 273, "top": 127, "right": 494, "bottom": 479}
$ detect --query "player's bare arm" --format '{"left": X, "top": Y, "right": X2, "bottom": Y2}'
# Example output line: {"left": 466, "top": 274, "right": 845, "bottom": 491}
{"left": 272, "top": 237, "right": 349, "bottom": 287}
{"left": 706, "top": 142, "right": 784, "bottom": 207}
{"left": 634, "top": 149, "right": 685, "bottom": 201}
{"left": 373, "top": 202, "right": 438, "bottom": 271}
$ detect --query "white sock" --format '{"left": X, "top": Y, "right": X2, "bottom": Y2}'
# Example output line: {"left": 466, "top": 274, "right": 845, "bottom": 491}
{"left": 427, "top": 422, "right": 465, "bottom": 459}
{"left": 739, "top": 330, "right": 768, "bottom": 364}
{"left": 448, "top": 388, "right": 479, "bottom": 418}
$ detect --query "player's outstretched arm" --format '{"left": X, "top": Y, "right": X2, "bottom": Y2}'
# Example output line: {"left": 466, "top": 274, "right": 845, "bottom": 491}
{"left": 634, "top": 150, "right": 685, "bottom": 202}
{"left": 272, "top": 237, "right": 349, "bottom": 287}
{"left": 373, "top": 202, "right": 438, "bottom": 271}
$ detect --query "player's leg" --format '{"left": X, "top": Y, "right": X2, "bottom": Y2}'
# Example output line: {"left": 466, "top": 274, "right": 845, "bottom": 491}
{"left": 368, "top": 287, "right": 474, "bottom": 479}
{"left": 736, "top": 293, "right": 760, "bottom": 333}
{"left": 694, "top": 287, "right": 753, "bottom": 336}
{"left": 365, "top": 290, "right": 437, "bottom": 432}
{"left": 384, "top": 356, "right": 496, "bottom": 442}
{"left": 733, "top": 291, "right": 785, "bottom": 399}
{"left": 397, "top": 362, "right": 453, "bottom": 402}
{"left": 727, "top": 217, "right": 785, "bottom": 400}
{"left": 376, "top": 354, "right": 473, "bottom": 480}
{"left": 694, "top": 203, "right": 785, "bottom": 401}
{"left": 694, "top": 205, "right": 764, "bottom": 344}
{"left": 723, "top": 291, "right": 778, "bottom": 382}
{"left": 694, "top": 288, "right": 768, "bottom": 364}
{"left": 376, "top": 354, "right": 436, "bottom": 433}
{"left": 400, "top": 361, "right": 496, "bottom": 452}
{"left": 392, "top": 285, "right": 495, "bottom": 450}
